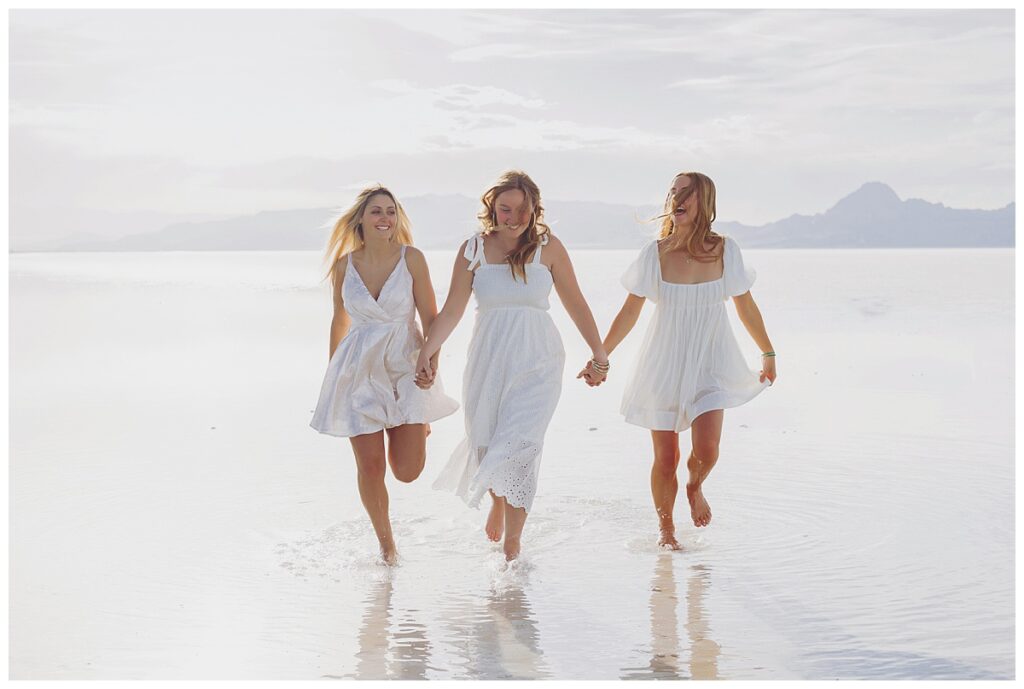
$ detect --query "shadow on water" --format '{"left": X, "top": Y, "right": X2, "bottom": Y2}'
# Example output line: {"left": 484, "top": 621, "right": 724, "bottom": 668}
{"left": 338, "top": 578, "right": 434, "bottom": 680}
{"left": 620, "top": 554, "right": 721, "bottom": 680}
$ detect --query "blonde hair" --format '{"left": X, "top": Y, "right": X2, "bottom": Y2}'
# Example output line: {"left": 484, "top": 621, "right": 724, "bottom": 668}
{"left": 657, "top": 171, "right": 721, "bottom": 263}
{"left": 478, "top": 170, "right": 551, "bottom": 282}
{"left": 323, "top": 185, "right": 413, "bottom": 283}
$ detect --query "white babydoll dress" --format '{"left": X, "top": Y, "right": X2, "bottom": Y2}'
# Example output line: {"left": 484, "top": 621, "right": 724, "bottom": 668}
{"left": 619, "top": 236, "right": 769, "bottom": 432}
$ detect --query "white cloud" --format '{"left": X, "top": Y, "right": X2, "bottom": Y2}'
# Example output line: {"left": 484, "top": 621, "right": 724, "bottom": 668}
{"left": 8, "top": 8, "right": 1014, "bottom": 243}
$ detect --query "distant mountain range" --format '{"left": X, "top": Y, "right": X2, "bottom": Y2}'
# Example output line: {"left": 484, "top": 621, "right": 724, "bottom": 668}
{"left": 20, "top": 182, "right": 1014, "bottom": 252}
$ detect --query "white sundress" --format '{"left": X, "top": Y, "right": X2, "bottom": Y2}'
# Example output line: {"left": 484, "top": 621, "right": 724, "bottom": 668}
{"left": 310, "top": 245, "right": 459, "bottom": 437}
{"left": 432, "top": 234, "right": 565, "bottom": 513}
{"left": 620, "top": 235, "right": 769, "bottom": 432}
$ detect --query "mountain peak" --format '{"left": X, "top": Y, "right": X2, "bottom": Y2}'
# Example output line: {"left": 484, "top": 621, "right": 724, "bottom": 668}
{"left": 832, "top": 182, "right": 901, "bottom": 212}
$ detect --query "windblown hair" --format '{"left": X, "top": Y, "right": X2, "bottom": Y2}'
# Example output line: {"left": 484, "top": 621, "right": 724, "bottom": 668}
{"left": 657, "top": 171, "right": 722, "bottom": 263}
{"left": 323, "top": 185, "right": 413, "bottom": 283}
{"left": 478, "top": 170, "right": 551, "bottom": 282}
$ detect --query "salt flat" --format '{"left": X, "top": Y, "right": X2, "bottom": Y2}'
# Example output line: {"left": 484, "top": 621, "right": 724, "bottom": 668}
{"left": 9, "top": 247, "right": 1013, "bottom": 679}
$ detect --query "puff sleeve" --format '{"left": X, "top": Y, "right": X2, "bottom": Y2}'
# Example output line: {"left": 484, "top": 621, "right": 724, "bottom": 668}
{"left": 620, "top": 240, "right": 661, "bottom": 302}
{"left": 723, "top": 236, "right": 756, "bottom": 297}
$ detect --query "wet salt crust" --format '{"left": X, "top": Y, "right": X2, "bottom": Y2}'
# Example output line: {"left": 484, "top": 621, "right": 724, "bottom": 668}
{"left": 9, "top": 248, "right": 1012, "bottom": 679}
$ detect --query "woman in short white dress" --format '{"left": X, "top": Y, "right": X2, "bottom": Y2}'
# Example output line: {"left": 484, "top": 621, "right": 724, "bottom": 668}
{"left": 415, "top": 170, "right": 609, "bottom": 561}
{"left": 592, "top": 172, "right": 777, "bottom": 549}
{"left": 311, "top": 185, "right": 459, "bottom": 565}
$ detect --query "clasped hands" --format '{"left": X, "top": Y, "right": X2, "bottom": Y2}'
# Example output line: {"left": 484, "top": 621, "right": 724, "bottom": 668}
{"left": 414, "top": 351, "right": 440, "bottom": 390}
{"left": 576, "top": 359, "right": 608, "bottom": 387}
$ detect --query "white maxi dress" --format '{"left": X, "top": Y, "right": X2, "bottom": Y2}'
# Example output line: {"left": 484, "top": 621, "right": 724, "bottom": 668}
{"left": 619, "top": 236, "right": 769, "bottom": 432}
{"left": 433, "top": 234, "right": 565, "bottom": 513}
{"left": 310, "top": 245, "right": 459, "bottom": 437}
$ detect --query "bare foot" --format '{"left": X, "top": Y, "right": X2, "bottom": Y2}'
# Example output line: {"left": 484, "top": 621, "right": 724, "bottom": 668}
{"left": 379, "top": 539, "right": 399, "bottom": 566}
{"left": 658, "top": 526, "right": 683, "bottom": 550}
{"left": 686, "top": 483, "right": 712, "bottom": 528}
{"left": 503, "top": 536, "right": 521, "bottom": 561}
{"left": 485, "top": 498, "right": 505, "bottom": 542}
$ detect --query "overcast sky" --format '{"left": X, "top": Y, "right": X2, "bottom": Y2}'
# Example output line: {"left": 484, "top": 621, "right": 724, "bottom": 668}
{"left": 9, "top": 9, "right": 1015, "bottom": 246}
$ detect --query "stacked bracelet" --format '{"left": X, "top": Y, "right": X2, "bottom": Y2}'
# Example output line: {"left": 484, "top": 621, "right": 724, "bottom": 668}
{"left": 589, "top": 358, "right": 610, "bottom": 374}
{"left": 762, "top": 351, "right": 776, "bottom": 357}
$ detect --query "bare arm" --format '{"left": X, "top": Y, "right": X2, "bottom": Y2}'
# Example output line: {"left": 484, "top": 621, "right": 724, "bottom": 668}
{"left": 732, "top": 290, "right": 777, "bottom": 383}
{"left": 406, "top": 246, "right": 440, "bottom": 335}
{"left": 414, "top": 241, "right": 474, "bottom": 384}
{"left": 601, "top": 293, "right": 646, "bottom": 356}
{"left": 547, "top": 235, "right": 608, "bottom": 362}
{"left": 328, "top": 259, "right": 352, "bottom": 361}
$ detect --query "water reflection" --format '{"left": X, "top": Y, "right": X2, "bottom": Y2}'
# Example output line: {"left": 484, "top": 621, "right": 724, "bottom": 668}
{"left": 685, "top": 562, "right": 720, "bottom": 679}
{"left": 349, "top": 578, "right": 432, "bottom": 679}
{"left": 442, "top": 574, "right": 549, "bottom": 679}
{"left": 621, "top": 554, "right": 720, "bottom": 680}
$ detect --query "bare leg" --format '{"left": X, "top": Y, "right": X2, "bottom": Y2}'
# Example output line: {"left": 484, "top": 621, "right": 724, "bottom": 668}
{"left": 485, "top": 490, "right": 505, "bottom": 542}
{"left": 385, "top": 423, "right": 428, "bottom": 484}
{"left": 651, "top": 431, "right": 682, "bottom": 549}
{"left": 350, "top": 432, "right": 398, "bottom": 565}
{"left": 685, "top": 411, "right": 723, "bottom": 528}
{"left": 502, "top": 501, "right": 528, "bottom": 561}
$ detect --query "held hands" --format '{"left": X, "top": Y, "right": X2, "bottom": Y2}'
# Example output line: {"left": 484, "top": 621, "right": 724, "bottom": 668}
{"left": 576, "top": 358, "right": 609, "bottom": 387}
{"left": 759, "top": 352, "right": 777, "bottom": 385}
{"left": 415, "top": 351, "right": 439, "bottom": 389}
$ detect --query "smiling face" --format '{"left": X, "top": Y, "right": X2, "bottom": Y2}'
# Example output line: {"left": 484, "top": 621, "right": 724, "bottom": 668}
{"left": 668, "top": 174, "right": 698, "bottom": 230}
{"left": 494, "top": 188, "right": 532, "bottom": 238}
{"left": 360, "top": 193, "right": 398, "bottom": 243}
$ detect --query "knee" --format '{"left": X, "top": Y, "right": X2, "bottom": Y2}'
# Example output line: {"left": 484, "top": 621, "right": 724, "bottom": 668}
{"left": 355, "top": 455, "right": 387, "bottom": 482}
{"left": 390, "top": 451, "right": 426, "bottom": 484}
{"left": 652, "top": 453, "right": 678, "bottom": 479}
{"left": 691, "top": 440, "right": 720, "bottom": 463}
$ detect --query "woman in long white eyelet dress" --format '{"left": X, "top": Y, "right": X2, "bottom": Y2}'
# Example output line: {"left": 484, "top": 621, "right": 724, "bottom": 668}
{"left": 414, "top": 170, "right": 609, "bottom": 561}
{"left": 433, "top": 231, "right": 563, "bottom": 514}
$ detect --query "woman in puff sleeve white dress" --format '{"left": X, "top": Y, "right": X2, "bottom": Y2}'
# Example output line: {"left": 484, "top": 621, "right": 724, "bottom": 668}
{"left": 588, "top": 172, "right": 777, "bottom": 550}
{"left": 311, "top": 186, "right": 458, "bottom": 565}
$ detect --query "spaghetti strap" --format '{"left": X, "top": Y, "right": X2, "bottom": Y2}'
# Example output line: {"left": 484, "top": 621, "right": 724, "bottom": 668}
{"left": 532, "top": 238, "right": 544, "bottom": 264}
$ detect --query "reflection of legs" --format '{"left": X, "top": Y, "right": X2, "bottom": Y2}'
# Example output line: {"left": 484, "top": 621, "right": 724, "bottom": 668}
{"left": 385, "top": 423, "right": 427, "bottom": 483}
{"left": 686, "top": 411, "right": 723, "bottom": 528}
{"left": 350, "top": 432, "right": 398, "bottom": 565}
{"left": 651, "top": 431, "right": 682, "bottom": 549}
{"left": 685, "top": 564, "right": 721, "bottom": 679}
{"left": 486, "top": 490, "right": 505, "bottom": 542}
{"left": 503, "top": 501, "right": 528, "bottom": 561}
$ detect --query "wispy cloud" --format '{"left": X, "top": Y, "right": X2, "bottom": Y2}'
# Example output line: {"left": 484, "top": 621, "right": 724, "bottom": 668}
{"left": 8, "top": 8, "right": 1013, "bottom": 244}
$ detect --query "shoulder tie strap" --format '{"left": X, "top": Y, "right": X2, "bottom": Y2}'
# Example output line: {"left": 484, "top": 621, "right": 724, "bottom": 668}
{"left": 532, "top": 232, "right": 549, "bottom": 264}
{"left": 464, "top": 234, "right": 485, "bottom": 271}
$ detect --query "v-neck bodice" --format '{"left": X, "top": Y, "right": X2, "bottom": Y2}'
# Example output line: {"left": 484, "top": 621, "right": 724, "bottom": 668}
{"left": 343, "top": 246, "right": 415, "bottom": 326}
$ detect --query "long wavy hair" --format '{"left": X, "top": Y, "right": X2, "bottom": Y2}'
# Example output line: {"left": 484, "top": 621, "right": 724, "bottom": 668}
{"left": 478, "top": 170, "right": 551, "bottom": 282}
{"left": 657, "top": 172, "right": 722, "bottom": 262}
{"left": 323, "top": 185, "right": 413, "bottom": 284}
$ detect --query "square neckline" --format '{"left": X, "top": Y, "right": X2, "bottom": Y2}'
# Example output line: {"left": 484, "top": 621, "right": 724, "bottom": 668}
{"left": 473, "top": 234, "right": 551, "bottom": 274}
{"left": 657, "top": 237, "right": 726, "bottom": 287}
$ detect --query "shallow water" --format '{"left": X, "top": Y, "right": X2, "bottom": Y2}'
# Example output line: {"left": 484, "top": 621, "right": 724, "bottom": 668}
{"left": 9, "top": 248, "right": 1014, "bottom": 679}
